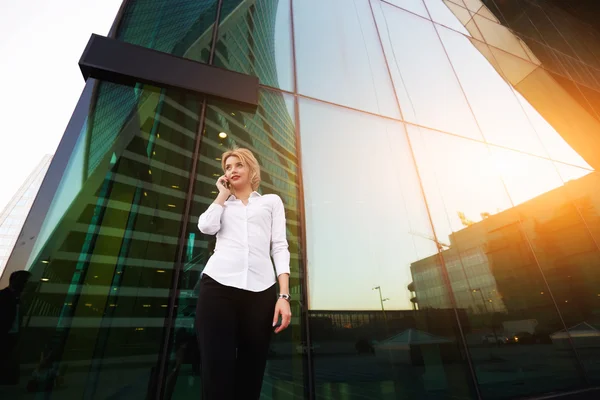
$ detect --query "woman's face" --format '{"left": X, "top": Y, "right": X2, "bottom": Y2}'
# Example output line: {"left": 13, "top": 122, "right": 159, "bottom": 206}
{"left": 224, "top": 156, "right": 250, "bottom": 189}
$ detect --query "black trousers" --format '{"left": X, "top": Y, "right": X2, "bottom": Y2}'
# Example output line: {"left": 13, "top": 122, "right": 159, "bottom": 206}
{"left": 196, "top": 274, "right": 276, "bottom": 400}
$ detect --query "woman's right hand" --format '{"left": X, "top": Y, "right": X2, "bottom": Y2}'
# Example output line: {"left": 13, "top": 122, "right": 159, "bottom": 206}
{"left": 216, "top": 175, "right": 230, "bottom": 195}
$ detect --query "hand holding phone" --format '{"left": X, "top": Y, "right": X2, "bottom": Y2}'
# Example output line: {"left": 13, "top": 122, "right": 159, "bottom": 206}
{"left": 217, "top": 175, "right": 230, "bottom": 194}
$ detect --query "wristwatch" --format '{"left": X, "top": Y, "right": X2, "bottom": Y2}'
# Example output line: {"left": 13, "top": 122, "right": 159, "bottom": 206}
{"left": 278, "top": 293, "right": 291, "bottom": 302}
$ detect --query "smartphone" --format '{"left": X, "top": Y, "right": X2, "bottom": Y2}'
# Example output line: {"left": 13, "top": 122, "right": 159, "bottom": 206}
{"left": 220, "top": 178, "right": 230, "bottom": 189}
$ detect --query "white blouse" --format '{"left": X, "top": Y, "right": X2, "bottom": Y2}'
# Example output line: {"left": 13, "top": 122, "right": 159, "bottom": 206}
{"left": 197, "top": 192, "right": 290, "bottom": 292}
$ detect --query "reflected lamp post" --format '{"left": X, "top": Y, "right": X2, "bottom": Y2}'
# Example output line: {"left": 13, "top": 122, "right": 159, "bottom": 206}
{"left": 472, "top": 288, "right": 489, "bottom": 314}
{"left": 372, "top": 286, "right": 390, "bottom": 330}
{"left": 473, "top": 288, "right": 499, "bottom": 346}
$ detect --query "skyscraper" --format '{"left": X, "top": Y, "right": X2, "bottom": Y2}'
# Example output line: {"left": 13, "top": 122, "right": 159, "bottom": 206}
{"left": 0, "top": 154, "right": 52, "bottom": 277}
{"left": 2, "top": 1, "right": 600, "bottom": 399}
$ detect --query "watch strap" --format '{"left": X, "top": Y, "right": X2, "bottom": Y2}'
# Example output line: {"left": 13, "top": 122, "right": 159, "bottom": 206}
{"left": 278, "top": 293, "right": 291, "bottom": 302}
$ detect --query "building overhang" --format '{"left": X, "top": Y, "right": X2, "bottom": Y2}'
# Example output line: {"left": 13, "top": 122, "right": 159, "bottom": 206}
{"left": 78, "top": 34, "right": 259, "bottom": 111}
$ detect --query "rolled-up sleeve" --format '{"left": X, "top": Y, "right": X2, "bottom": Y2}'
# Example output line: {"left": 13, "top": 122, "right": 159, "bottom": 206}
{"left": 271, "top": 196, "right": 291, "bottom": 276}
{"left": 197, "top": 203, "right": 224, "bottom": 235}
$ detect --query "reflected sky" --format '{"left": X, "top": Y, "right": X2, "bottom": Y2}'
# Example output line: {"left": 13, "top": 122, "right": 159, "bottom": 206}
{"left": 423, "top": 0, "right": 470, "bottom": 34}
{"left": 554, "top": 162, "right": 595, "bottom": 183}
{"left": 298, "top": 0, "right": 596, "bottom": 311}
{"left": 384, "top": 0, "right": 429, "bottom": 18}
{"left": 373, "top": 2, "right": 483, "bottom": 139}
{"left": 274, "top": 0, "right": 294, "bottom": 91}
{"left": 408, "top": 125, "right": 514, "bottom": 243}
{"left": 300, "top": 99, "right": 594, "bottom": 312}
{"left": 294, "top": 0, "right": 401, "bottom": 118}
{"left": 437, "top": 25, "right": 550, "bottom": 156}
{"left": 299, "top": 98, "right": 437, "bottom": 310}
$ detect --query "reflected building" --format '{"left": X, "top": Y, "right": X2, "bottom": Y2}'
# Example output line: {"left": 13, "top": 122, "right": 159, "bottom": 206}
{"left": 410, "top": 233, "right": 507, "bottom": 315}
{"left": 309, "top": 308, "right": 470, "bottom": 342}
{"left": 465, "top": 0, "right": 600, "bottom": 170}
{"left": 487, "top": 171, "right": 600, "bottom": 329}
{"left": 3, "top": 0, "right": 600, "bottom": 399}
{"left": 411, "top": 170, "right": 600, "bottom": 330}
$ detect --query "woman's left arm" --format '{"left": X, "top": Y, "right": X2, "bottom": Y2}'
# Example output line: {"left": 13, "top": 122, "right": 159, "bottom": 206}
{"left": 270, "top": 195, "right": 290, "bottom": 277}
{"left": 273, "top": 272, "right": 291, "bottom": 334}
{"left": 271, "top": 195, "right": 291, "bottom": 333}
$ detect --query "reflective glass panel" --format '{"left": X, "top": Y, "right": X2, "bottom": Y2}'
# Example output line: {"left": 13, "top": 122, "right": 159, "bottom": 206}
{"left": 372, "top": 3, "right": 483, "bottom": 140}
{"left": 490, "top": 146, "right": 564, "bottom": 206}
{"left": 524, "top": 7, "right": 577, "bottom": 60}
{"left": 471, "top": 42, "right": 597, "bottom": 162}
{"left": 484, "top": 0, "right": 542, "bottom": 42}
{"left": 294, "top": 0, "right": 401, "bottom": 118}
{"left": 166, "top": 89, "right": 306, "bottom": 399}
{"left": 423, "top": 0, "right": 470, "bottom": 35}
{"left": 437, "top": 26, "right": 550, "bottom": 157}
{"left": 491, "top": 149, "right": 600, "bottom": 387}
{"left": 472, "top": 38, "right": 542, "bottom": 84}
{"left": 446, "top": 0, "right": 466, "bottom": 8}
{"left": 213, "top": 0, "right": 294, "bottom": 91}
{"left": 554, "top": 162, "right": 594, "bottom": 184}
{"left": 472, "top": 50, "right": 598, "bottom": 169}
{"left": 0, "top": 81, "right": 202, "bottom": 399}
{"left": 545, "top": 170, "right": 600, "bottom": 386}
{"left": 444, "top": 0, "right": 476, "bottom": 28}
{"left": 407, "top": 125, "right": 586, "bottom": 398}
{"left": 117, "top": 0, "right": 219, "bottom": 63}
{"left": 555, "top": 165, "right": 600, "bottom": 257}
{"left": 470, "top": 3, "right": 498, "bottom": 22}
{"left": 472, "top": 14, "right": 532, "bottom": 60}
{"left": 461, "top": 0, "right": 483, "bottom": 13}
{"left": 384, "top": 0, "right": 429, "bottom": 18}
{"left": 407, "top": 125, "right": 513, "bottom": 242}
{"left": 299, "top": 98, "right": 477, "bottom": 399}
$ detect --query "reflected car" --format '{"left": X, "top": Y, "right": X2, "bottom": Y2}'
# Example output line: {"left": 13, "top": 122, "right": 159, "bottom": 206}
{"left": 295, "top": 342, "right": 320, "bottom": 354}
{"left": 508, "top": 332, "right": 551, "bottom": 345}
{"left": 481, "top": 334, "right": 509, "bottom": 345}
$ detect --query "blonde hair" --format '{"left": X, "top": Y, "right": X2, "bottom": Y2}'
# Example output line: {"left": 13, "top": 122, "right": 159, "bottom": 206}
{"left": 221, "top": 147, "right": 261, "bottom": 191}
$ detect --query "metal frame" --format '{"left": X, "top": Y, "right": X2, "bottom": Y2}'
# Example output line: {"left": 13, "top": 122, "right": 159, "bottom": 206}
{"left": 154, "top": 99, "right": 208, "bottom": 400}
{"left": 154, "top": 1, "right": 223, "bottom": 398}
{"left": 289, "top": 0, "right": 316, "bottom": 397}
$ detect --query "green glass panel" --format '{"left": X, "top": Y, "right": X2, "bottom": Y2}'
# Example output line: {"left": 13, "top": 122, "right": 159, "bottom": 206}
{"left": 115, "top": 0, "right": 294, "bottom": 91}
{"left": 116, "top": 0, "right": 219, "bottom": 63}
{"left": 167, "top": 89, "right": 305, "bottom": 399}
{"left": 3, "top": 81, "right": 202, "bottom": 399}
{"left": 214, "top": 0, "right": 294, "bottom": 91}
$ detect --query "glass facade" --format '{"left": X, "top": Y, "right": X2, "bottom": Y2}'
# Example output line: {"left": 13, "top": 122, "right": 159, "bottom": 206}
{"left": 2, "top": 0, "right": 600, "bottom": 399}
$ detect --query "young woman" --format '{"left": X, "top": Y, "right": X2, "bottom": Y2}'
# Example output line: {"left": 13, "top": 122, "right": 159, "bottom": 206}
{"left": 196, "top": 147, "right": 292, "bottom": 400}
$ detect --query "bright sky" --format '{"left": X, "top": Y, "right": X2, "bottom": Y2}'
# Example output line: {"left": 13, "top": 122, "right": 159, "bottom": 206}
{"left": 0, "top": 0, "right": 123, "bottom": 213}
